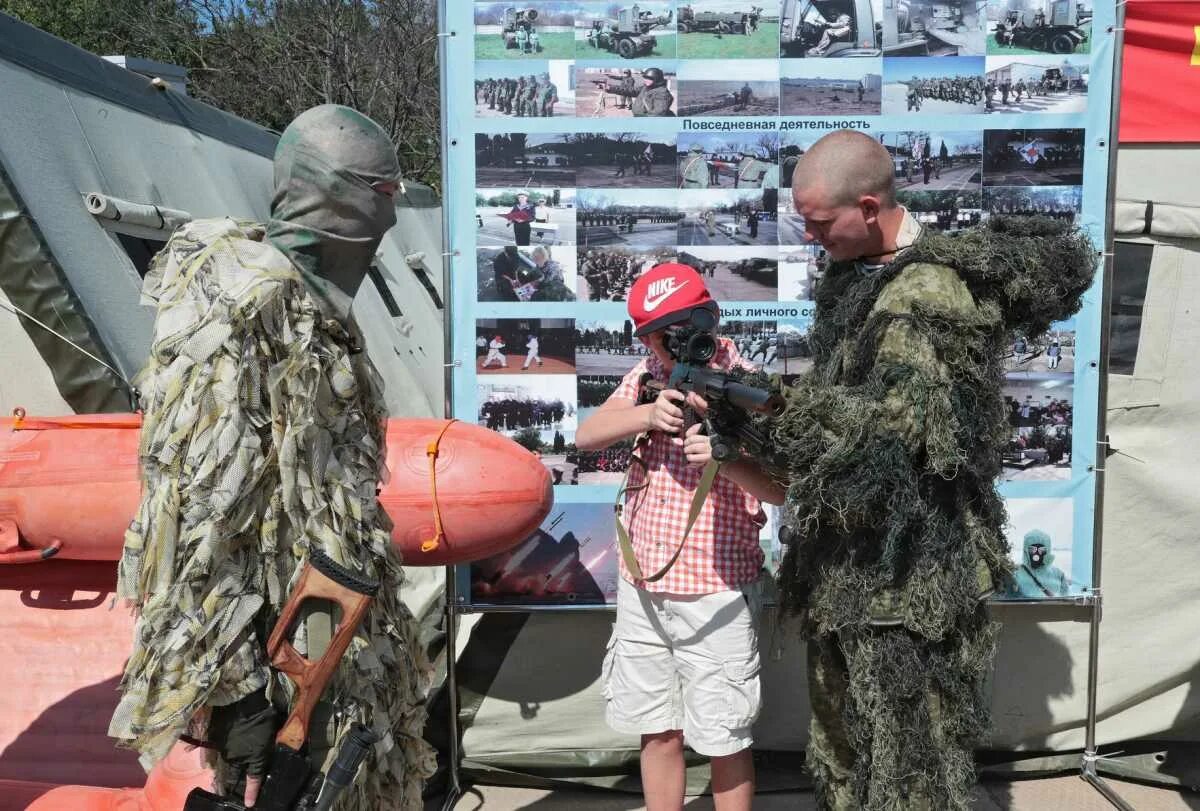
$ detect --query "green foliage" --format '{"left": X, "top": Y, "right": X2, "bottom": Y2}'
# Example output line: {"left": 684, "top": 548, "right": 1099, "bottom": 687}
{"left": 473, "top": 31, "right": 576, "bottom": 59}
{"left": 676, "top": 23, "right": 779, "bottom": 59}
{"left": 512, "top": 426, "right": 544, "bottom": 453}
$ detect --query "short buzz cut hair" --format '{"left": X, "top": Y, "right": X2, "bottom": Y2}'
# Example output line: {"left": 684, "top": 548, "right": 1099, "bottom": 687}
{"left": 792, "top": 129, "right": 898, "bottom": 209}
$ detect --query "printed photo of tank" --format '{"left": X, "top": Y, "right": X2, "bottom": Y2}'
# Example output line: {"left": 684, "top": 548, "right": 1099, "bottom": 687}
{"left": 676, "top": 246, "right": 779, "bottom": 301}
{"left": 780, "top": 0, "right": 884, "bottom": 57}
{"left": 576, "top": 2, "right": 677, "bottom": 59}
{"left": 987, "top": 0, "right": 1092, "bottom": 54}
{"left": 781, "top": 58, "right": 882, "bottom": 115}
{"left": 677, "top": 2, "right": 781, "bottom": 58}
{"left": 676, "top": 132, "right": 780, "bottom": 190}
{"left": 984, "top": 55, "right": 1088, "bottom": 113}
{"left": 882, "top": 0, "right": 987, "bottom": 56}
{"left": 475, "top": 3, "right": 578, "bottom": 59}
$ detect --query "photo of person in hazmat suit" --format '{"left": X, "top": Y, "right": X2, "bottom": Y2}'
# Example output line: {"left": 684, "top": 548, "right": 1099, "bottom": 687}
{"left": 1006, "top": 529, "right": 1072, "bottom": 598}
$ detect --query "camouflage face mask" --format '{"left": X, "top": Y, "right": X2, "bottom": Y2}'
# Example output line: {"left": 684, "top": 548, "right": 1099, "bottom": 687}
{"left": 267, "top": 105, "right": 400, "bottom": 323}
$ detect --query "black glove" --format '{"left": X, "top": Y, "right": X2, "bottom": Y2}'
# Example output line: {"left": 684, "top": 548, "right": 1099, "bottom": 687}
{"left": 207, "top": 688, "right": 283, "bottom": 789}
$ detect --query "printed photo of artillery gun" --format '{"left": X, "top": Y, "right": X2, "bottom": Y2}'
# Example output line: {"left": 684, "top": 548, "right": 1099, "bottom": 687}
{"left": 475, "top": 3, "right": 577, "bottom": 59}
{"left": 578, "top": 3, "right": 676, "bottom": 59}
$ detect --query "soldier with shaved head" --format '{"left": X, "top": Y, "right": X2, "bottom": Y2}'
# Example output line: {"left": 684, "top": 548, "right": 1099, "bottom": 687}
{"left": 745, "top": 129, "right": 1097, "bottom": 809}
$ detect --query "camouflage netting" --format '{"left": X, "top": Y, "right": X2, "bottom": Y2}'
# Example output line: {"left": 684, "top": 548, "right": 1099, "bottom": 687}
{"left": 109, "top": 218, "right": 436, "bottom": 809}
{"left": 748, "top": 216, "right": 1096, "bottom": 810}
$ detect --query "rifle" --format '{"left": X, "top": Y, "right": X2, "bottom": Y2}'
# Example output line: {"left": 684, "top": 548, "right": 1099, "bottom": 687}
{"left": 184, "top": 551, "right": 381, "bottom": 811}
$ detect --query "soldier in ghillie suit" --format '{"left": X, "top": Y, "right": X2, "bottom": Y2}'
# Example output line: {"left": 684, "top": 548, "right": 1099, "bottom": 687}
{"left": 108, "top": 105, "right": 435, "bottom": 808}
{"left": 759, "top": 130, "right": 1096, "bottom": 809}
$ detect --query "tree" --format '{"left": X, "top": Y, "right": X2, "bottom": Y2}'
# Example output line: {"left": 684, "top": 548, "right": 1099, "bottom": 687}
{"left": 512, "top": 426, "right": 544, "bottom": 454}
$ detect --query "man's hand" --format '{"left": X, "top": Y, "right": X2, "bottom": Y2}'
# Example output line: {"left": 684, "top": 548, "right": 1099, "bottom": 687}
{"left": 647, "top": 388, "right": 686, "bottom": 434}
{"left": 679, "top": 422, "right": 712, "bottom": 467}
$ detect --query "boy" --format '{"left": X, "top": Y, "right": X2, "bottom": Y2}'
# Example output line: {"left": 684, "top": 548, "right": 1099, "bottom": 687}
{"left": 576, "top": 263, "right": 785, "bottom": 811}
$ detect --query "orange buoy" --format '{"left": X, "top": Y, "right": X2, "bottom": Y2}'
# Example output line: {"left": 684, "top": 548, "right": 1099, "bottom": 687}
{"left": 23, "top": 742, "right": 212, "bottom": 810}
{"left": 0, "top": 413, "right": 552, "bottom": 567}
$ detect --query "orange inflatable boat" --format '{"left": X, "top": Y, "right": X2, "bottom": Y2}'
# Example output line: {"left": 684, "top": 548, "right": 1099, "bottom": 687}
{"left": 0, "top": 411, "right": 552, "bottom": 567}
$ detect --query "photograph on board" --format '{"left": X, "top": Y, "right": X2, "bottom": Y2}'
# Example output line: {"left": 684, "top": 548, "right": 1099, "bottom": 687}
{"left": 676, "top": 246, "right": 779, "bottom": 301}
{"left": 720, "top": 319, "right": 816, "bottom": 377}
{"left": 474, "top": 60, "right": 576, "bottom": 118}
{"left": 984, "top": 55, "right": 1088, "bottom": 113}
{"left": 470, "top": 503, "right": 619, "bottom": 605}
{"left": 779, "top": 130, "right": 819, "bottom": 188}
{"left": 676, "top": 58, "right": 780, "bottom": 116}
{"left": 778, "top": 190, "right": 815, "bottom": 245}
{"left": 998, "top": 498, "right": 1077, "bottom": 598}
{"left": 477, "top": 375, "right": 579, "bottom": 436}
{"left": 575, "top": 2, "right": 677, "bottom": 59}
{"left": 676, "top": 2, "right": 780, "bottom": 59}
{"left": 1006, "top": 317, "right": 1076, "bottom": 375}
{"left": 577, "top": 189, "right": 683, "bottom": 249}
{"left": 677, "top": 189, "right": 779, "bottom": 246}
{"left": 987, "top": 0, "right": 1092, "bottom": 56}
{"left": 779, "top": 0, "right": 883, "bottom": 57}
{"left": 578, "top": 374, "right": 625, "bottom": 423}
{"left": 575, "top": 318, "right": 645, "bottom": 375}
{"left": 476, "top": 318, "right": 577, "bottom": 374}
{"left": 879, "top": 131, "right": 983, "bottom": 192}
{"left": 474, "top": 2, "right": 578, "bottom": 59}
{"left": 984, "top": 185, "right": 1081, "bottom": 221}
{"left": 982, "top": 128, "right": 1084, "bottom": 186}
{"left": 677, "top": 132, "right": 780, "bottom": 190}
{"left": 475, "top": 188, "right": 577, "bottom": 247}
{"left": 896, "top": 189, "right": 984, "bottom": 233}
{"left": 882, "top": 56, "right": 986, "bottom": 115}
{"left": 577, "top": 246, "right": 677, "bottom": 301}
{"left": 574, "top": 63, "right": 679, "bottom": 117}
{"left": 883, "top": 0, "right": 987, "bottom": 56}
{"left": 780, "top": 58, "right": 882, "bottom": 116}
{"left": 476, "top": 133, "right": 577, "bottom": 187}
{"left": 477, "top": 245, "right": 578, "bottom": 302}
{"left": 778, "top": 245, "right": 825, "bottom": 301}
{"left": 573, "top": 132, "right": 677, "bottom": 189}
{"left": 1002, "top": 375, "right": 1074, "bottom": 481}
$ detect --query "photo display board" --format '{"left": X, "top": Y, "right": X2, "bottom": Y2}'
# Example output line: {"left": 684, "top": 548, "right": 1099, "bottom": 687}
{"left": 444, "top": 0, "right": 1116, "bottom": 608}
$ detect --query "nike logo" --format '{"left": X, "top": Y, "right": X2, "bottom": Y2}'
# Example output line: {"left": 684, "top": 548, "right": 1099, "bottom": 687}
{"left": 643, "top": 278, "right": 688, "bottom": 312}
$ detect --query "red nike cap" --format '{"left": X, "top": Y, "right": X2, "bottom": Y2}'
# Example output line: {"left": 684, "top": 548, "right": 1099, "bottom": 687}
{"left": 628, "top": 263, "right": 719, "bottom": 337}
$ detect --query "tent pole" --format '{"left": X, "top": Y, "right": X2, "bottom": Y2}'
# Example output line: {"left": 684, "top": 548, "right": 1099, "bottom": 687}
{"left": 1080, "top": 1, "right": 1132, "bottom": 808}
{"left": 437, "top": 3, "right": 464, "bottom": 809}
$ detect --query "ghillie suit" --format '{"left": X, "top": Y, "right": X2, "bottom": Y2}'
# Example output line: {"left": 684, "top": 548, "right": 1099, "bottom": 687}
{"left": 109, "top": 107, "right": 436, "bottom": 809}
{"left": 1006, "top": 529, "right": 1071, "bottom": 598}
{"left": 760, "top": 216, "right": 1095, "bottom": 809}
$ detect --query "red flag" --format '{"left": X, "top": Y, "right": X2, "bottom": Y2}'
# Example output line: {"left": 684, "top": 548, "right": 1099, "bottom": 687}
{"left": 1120, "top": 1, "right": 1200, "bottom": 142}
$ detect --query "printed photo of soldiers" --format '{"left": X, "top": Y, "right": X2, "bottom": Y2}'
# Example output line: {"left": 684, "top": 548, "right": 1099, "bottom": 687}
{"left": 781, "top": 59, "right": 882, "bottom": 116}
{"left": 718, "top": 319, "right": 815, "bottom": 376}
{"left": 779, "top": 131, "right": 818, "bottom": 188}
{"left": 983, "top": 128, "right": 1085, "bottom": 186}
{"left": 1002, "top": 375, "right": 1074, "bottom": 481}
{"left": 880, "top": 131, "right": 983, "bottom": 192}
{"left": 999, "top": 498, "right": 1076, "bottom": 598}
{"left": 885, "top": 0, "right": 987, "bottom": 56}
{"left": 677, "top": 189, "right": 778, "bottom": 246}
{"left": 780, "top": 0, "right": 883, "bottom": 57}
{"left": 883, "top": 56, "right": 987, "bottom": 114}
{"left": 474, "top": 2, "right": 578, "bottom": 59}
{"left": 575, "top": 318, "right": 647, "bottom": 375}
{"left": 677, "top": 2, "right": 779, "bottom": 59}
{"left": 476, "top": 188, "right": 576, "bottom": 247}
{"left": 676, "top": 246, "right": 779, "bottom": 301}
{"left": 896, "top": 189, "right": 984, "bottom": 233}
{"left": 474, "top": 60, "right": 575, "bottom": 118}
{"left": 1005, "top": 319, "right": 1076, "bottom": 375}
{"left": 470, "top": 505, "right": 618, "bottom": 606}
{"left": 984, "top": 55, "right": 1088, "bottom": 113}
{"left": 573, "top": 132, "right": 676, "bottom": 189}
{"left": 984, "top": 185, "right": 1082, "bottom": 222}
{"left": 476, "top": 133, "right": 576, "bottom": 187}
{"left": 575, "top": 64, "right": 679, "bottom": 118}
{"left": 476, "top": 318, "right": 577, "bottom": 375}
{"left": 576, "top": 246, "right": 676, "bottom": 301}
{"left": 676, "top": 132, "right": 780, "bottom": 190}
{"left": 987, "top": 0, "right": 1093, "bottom": 56}
{"left": 577, "top": 189, "right": 683, "bottom": 249}
{"left": 676, "top": 58, "right": 780, "bottom": 116}
{"left": 575, "top": 2, "right": 677, "bottom": 59}
{"left": 778, "top": 245, "right": 825, "bottom": 302}
{"left": 477, "top": 246, "right": 578, "bottom": 302}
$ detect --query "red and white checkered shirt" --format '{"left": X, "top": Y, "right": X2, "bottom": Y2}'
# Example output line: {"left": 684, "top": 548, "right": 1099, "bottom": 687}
{"left": 609, "top": 337, "right": 766, "bottom": 594}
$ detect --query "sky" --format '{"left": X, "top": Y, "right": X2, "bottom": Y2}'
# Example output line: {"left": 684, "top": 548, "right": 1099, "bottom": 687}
{"left": 781, "top": 58, "right": 882, "bottom": 82}
{"left": 880, "top": 130, "right": 982, "bottom": 155}
{"left": 479, "top": 374, "right": 578, "bottom": 403}
{"left": 883, "top": 56, "right": 985, "bottom": 83}
{"left": 678, "top": 189, "right": 765, "bottom": 210}
{"left": 680, "top": 59, "right": 778, "bottom": 83}
{"left": 985, "top": 54, "right": 1090, "bottom": 73}
{"left": 681, "top": 245, "right": 778, "bottom": 262}
{"left": 579, "top": 188, "right": 685, "bottom": 209}
{"left": 683, "top": 131, "right": 779, "bottom": 153}
{"left": 476, "top": 59, "right": 576, "bottom": 86}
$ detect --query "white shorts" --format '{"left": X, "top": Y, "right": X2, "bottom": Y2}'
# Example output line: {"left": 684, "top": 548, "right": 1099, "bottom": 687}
{"left": 601, "top": 576, "right": 762, "bottom": 757}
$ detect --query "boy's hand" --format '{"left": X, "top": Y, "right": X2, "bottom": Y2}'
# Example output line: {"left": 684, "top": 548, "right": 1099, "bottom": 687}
{"left": 684, "top": 391, "right": 709, "bottom": 417}
{"left": 678, "top": 422, "right": 712, "bottom": 466}
{"left": 647, "top": 388, "right": 686, "bottom": 434}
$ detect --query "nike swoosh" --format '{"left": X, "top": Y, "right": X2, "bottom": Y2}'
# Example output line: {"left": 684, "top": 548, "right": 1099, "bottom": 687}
{"left": 643, "top": 280, "right": 688, "bottom": 313}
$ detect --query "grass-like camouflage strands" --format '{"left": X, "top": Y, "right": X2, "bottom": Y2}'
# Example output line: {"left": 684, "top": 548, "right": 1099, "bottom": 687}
{"left": 109, "top": 218, "right": 435, "bottom": 809}
{"left": 746, "top": 216, "right": 1095, "bottom": 809}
